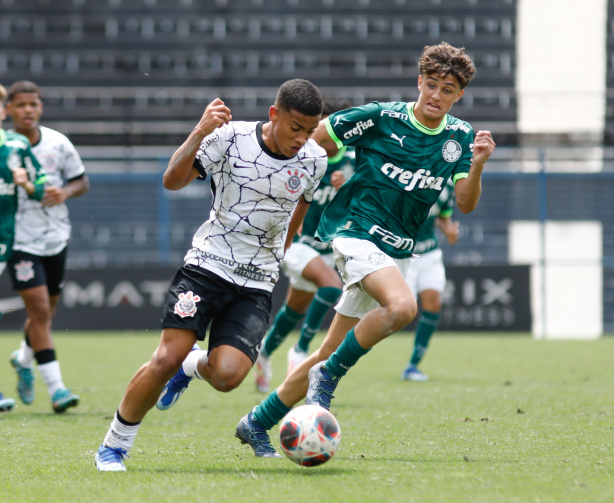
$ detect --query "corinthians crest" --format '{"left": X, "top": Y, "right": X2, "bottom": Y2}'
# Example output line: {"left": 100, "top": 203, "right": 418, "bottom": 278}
{"left": 174, "top": 291, "right": 201, "bottom": 318}
{"left": 285, "top": 169, "right": 304, "bottom": 194}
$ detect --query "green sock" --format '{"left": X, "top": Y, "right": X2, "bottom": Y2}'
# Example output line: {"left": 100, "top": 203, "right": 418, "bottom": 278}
{"left": 410, "top": 311, "right": 440, "bottom": 366}
{"left": 252, "top": 391, "right": 292, "bottom": 430}
{"left": 296, "top": 286, "right": 342, "bottom": 353}
{"left": 325, "top": 328, "right": 370, "bottom": 377}
{"left": 262, "top": 304, "right": 304, "bottom": 358}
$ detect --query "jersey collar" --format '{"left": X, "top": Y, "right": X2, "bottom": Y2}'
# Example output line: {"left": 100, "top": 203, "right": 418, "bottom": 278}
{"left": 407, "top": 102, "right": 447, "bottom": 135}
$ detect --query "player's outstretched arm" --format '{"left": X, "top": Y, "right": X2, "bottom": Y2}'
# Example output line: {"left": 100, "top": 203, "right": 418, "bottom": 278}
{"left": 455, "top": 130, "right": 495, "bottom": 214}
{"left": 164, "top": 98, "right": 232, "bottom": 191}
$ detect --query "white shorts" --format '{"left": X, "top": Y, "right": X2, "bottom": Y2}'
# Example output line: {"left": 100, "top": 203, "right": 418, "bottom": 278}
{"left": 332, "top": 237, "right": 413, "bottom": 319}
{"left": 281, "top": 242, "right": 337, "bottom": 293}
{"left": 405, "top": 248, "right": 446, "bottom": 297}
{"left": 0, "top": 262, "right": 6, "bottom": 276}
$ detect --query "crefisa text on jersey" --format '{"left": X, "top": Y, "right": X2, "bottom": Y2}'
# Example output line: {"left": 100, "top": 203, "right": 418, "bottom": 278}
{"left": 380, "top": 164, "right": 445, "bottom": 192}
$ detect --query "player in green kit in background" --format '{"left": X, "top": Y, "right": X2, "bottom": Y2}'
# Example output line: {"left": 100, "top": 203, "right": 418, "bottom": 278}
{"left": 0, "top": 83, "right": 47, "bottom": 412}
{"left": 254, "top": 100, "right": 354, "bottom": 393}
{"left": 402, "top": 180, "right": 459, "bottom": 382}
{"left": 234, "top": 42, "right": 496, "bottom": 456}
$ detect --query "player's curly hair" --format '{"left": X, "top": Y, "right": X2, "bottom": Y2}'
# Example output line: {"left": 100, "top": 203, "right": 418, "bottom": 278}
{"left": 7, "top": 81, "right": 42, "bottom": 102}
{"left": 418, "top": 42, "right": 476, "bottom": 89}
{"left": 276, "top": 79, "right": 323, "bottom": 117}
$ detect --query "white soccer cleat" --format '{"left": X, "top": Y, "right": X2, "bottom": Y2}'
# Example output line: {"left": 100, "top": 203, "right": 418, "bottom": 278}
{"left": 95, "top": 445, "right": 127, "bottom": 471}
{"left": 286, "top": 346, "right": 308, "bottom": 376}
{"left": 255, "top": 353, "right": 272, "bottom": 393}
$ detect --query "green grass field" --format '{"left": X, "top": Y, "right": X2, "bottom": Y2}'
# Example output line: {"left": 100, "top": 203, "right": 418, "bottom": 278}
{"left": 0, "top": 332, "right": 612, "bottom": 503}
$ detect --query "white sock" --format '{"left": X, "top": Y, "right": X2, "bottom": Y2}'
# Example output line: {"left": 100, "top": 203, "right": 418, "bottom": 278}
{"left": 103, "top": 413, "right": 140, "bottom": 454}
{"left": 37, "top": 361, "right": 65, "bottom": 397}
{"left": 182, "top": 349, "right": 208, "bottom": 380}
{"left": 18, "top": 339, "right": 35, "bottom": 368}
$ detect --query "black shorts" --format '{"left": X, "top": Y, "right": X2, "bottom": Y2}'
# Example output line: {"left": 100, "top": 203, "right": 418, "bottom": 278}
{"left": 161, "top": 264, "right": 272, "bottom": 363}
{"left": 7, "top": 248, "right": 68, "bottom": 296}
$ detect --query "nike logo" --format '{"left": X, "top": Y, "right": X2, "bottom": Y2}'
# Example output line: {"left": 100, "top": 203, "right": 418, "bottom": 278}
{"left": 233, "top": 162, "right": 253, "bottom": 169}
{"left": 391, "top": 134, "right": 406, "bottom": 147}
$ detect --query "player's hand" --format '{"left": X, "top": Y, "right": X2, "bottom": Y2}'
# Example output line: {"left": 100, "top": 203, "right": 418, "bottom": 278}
{"left": 445, "top": 221, "right": 460, "bottom": 245}
{"left": 42, "top": 186, "right": 68, "bottom": 207}
{"left": 11, "top": 167, "right": 29, "bottom": 187}
{"left": 330, "top": 170, "right": 346, "bottom": 190}
{"left": 195, "top": 98, "right": 232, "bottom": 137}
{"left": 472, "top": 130, "right": 496, "bottom": 167}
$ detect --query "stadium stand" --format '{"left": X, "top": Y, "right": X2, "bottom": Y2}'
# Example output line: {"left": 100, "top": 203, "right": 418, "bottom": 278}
{"left": 1, "top": 0, "right": 517, "bottom": 146}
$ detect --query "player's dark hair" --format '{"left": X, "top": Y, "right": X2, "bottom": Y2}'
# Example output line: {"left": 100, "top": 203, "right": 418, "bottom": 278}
{"left": 7, "top": 81, "right": 42, "bottom": 102}
{"left": 322, "top": 98, "right": 353, "bottom": 116}
{"left": 276, "top": 79, "right": 323, "bottom": 117}
{"left": 418, "top": 42, "right": 476, "bottom": 89}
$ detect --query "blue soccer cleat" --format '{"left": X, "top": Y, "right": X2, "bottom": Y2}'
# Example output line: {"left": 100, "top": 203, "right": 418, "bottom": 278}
{"left": 235, "top": 411, "right": 282, "bottom": 458}
{"left": 95, "top": 444, "right": 128, "bottom": 471}
{"left": 401, "top": 364, "right": 429, "bottom": 382}
{"left": 156, "top": 343, "right": 201, "bottom": 411}
{"left": 305, "top": 362, "right": 340, "bottom": 411}
{"left": 10, "top": 350, "right": 35, "bottom": 405}
{"left": 0, "top": 393, "right": 15, "bottom": 412}
{"left": 52, "top": 388, "right": 80, "bottom": 413}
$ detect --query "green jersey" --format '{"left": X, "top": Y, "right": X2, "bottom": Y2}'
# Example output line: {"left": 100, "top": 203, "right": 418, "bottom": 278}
{"left": 0, "top": 130, "right": 46, "bottom": 262}
{"left": 294, "top": 146, "right": 355, "bottom": 254}
{"left": 316, "top": 101, "right": 474, "bottom": 259}
{"left": 414, "top": 180, "right": 455, "bottom": 255}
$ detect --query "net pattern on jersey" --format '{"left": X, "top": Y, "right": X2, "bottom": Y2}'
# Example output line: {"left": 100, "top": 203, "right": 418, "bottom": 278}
{"left": 186, "top": 122, "right": 325, "bottom": 290}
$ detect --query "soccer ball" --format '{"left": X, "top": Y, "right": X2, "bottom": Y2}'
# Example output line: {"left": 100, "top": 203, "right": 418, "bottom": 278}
{"left": 279, "top": 404, "right": 341, "bottom": 467}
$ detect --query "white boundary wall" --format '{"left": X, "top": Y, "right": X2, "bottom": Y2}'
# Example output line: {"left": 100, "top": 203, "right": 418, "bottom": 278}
{"left": 517, "top": 0, "right": 607, "bottom": 136}
{"left": 509, "top": 221, "right": 603, "bottom": 339}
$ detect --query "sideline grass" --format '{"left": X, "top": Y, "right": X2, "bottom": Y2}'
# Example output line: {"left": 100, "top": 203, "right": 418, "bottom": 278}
{"left": 0, "top": 332, "right": 612, "bottom": 503}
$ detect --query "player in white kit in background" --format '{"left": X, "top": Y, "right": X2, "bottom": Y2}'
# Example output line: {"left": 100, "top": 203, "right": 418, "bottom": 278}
{"left": 6, "top": 81, "right": 89, "bottom": 414}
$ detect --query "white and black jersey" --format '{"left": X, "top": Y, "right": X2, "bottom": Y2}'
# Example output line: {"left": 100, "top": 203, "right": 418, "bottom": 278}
{"left": 184, "top": 121, "right": 327, "bottom": 292}
{"left": 12, "top": 126, "right": 86, "bottom": 256}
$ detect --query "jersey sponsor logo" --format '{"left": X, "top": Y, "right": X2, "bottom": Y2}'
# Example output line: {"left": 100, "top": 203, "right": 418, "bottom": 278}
{"left": 285, "top": 169, "right": 304, "bottom": 194}
{"left": 368, "top": 225, "right": 414, "bottom": 251}
{"left": 202, "top": 132, "right": 219, "bottom": 149}
{"left": 7, "top": 151, "right": 21, "bottom": 171}
{"left": 390, "top": 134, "right": 406, "bottom": 146}
{"left": 445, "top": 123, "right": 471, "bottom": 134}
{"left": 381, "top": 110, "right": 409, "bottom": 121}
{"left": 234, "top": 263, "right": 267, "bottom": 282}
{"left": 343, "top": 119, "right": 374, "bottom": 140}
{"left": 442, "top": 140, "right": 462, "bottom": 162}
{"left": 174, "top": 291, "right": 201, "bottom": 318}
{"left": 6, "top": 139, "right": 28, "bottom": 151}
{"left": 0, "top": 179, "right": 16, "bottom": 196}
{"left": 380, "top": 164, "right": 445, "bottom": 192}
{"left": 14, "top": 260, "right": 35, "bottom": 282}
{"left": 201, "top": 252, "right": 236, "bottom": 267}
